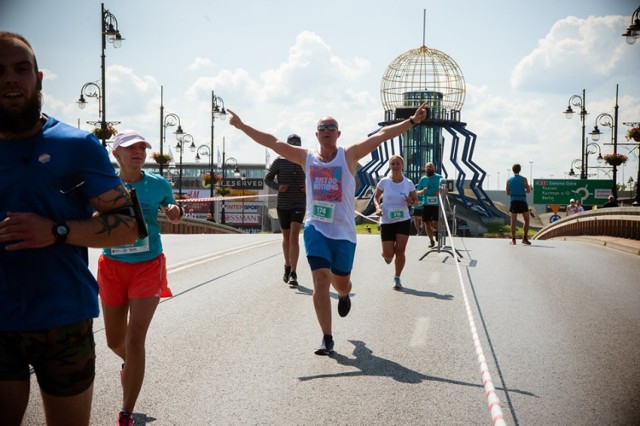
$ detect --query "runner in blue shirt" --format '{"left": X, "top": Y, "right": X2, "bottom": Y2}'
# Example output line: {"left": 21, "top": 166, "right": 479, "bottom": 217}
{"left": 416, "top": 162, "right": 444, "bottom": 248}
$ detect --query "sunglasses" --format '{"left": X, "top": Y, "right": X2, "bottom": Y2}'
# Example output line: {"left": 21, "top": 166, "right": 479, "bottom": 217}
{"left": 288, "top": 139, "right": 301, "bottom": 146}
{"left": 317, "top": 124, "right": 338, "bottom": 132}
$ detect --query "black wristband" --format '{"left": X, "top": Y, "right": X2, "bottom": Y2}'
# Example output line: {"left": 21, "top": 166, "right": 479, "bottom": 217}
{"left": 409, "top": 117, "right": 416, "bottom": 125}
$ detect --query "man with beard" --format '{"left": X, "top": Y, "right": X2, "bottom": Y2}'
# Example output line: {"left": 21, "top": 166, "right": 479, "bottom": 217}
{"left": 0, "top": 32, "right": 139, "bottom": 425}
{"left": 416, "top": 162, "right": 444, "bottom": 248}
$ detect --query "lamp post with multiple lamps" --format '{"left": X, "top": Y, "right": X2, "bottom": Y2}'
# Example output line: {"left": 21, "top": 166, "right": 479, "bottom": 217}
{"left": 589, "top": 84, "right": 620, "bottom": 198}
{"left": 221, "top": 157, "right": 240, "bottom": 225}
{"left": 211, "top": 91, "right": 226, "bottom": 215}
{"left": 195, "top": 144, "right": 214, "bottom": 214}
{"left": 98, "top": 3, "right": 124, "bottom": 147}
{"left": 77, "top": 81, "right": 120, "bottom": 142}
{"left": 175, "top": 134, "right": 196, "bottom": 198}
{"left": 564, "top": 89, "right": 588, "bottom": 179}
{"left": 568, "top": 142, "right": 604, "bottom": 178}
{"left": 622, "top": 4, "right": 640, "bottom": 45}
{"left": 160, "top": 112, "right": 184, "bottom": 178}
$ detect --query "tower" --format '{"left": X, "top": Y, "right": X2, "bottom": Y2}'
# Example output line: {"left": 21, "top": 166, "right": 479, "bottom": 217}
{"left": 356, "top": 12, "right": 496, "bottom": 217}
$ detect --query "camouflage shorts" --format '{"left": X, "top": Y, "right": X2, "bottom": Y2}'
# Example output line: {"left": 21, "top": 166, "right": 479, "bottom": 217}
{"left": 0, "top": 319, "right": 96, "bottom": 397}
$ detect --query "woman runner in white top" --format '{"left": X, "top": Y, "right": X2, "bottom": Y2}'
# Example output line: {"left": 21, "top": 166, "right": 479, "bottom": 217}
{"left": 374, "top": 155, "right": 418, "bottom": 290}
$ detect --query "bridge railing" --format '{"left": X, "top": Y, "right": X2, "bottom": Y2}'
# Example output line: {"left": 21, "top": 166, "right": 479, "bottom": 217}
{"left": 158, "top": 214, "right": 242, "bottom": 235}
{"left": 533, "top": 207, "right": 640, "bottom": 240}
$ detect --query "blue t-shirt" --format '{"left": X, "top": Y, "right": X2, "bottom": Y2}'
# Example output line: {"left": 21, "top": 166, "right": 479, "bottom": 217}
{"left": 416, "top": 173, "right": 443, "bottom": 206}
{"left": 508, "top": 175, "right": 527, "bottom": 202}
{"left": 0, "top": 116, "right": 122, "bottom": 331}
{"left": 103, "top": 171, "right": 175, "bottom": 263}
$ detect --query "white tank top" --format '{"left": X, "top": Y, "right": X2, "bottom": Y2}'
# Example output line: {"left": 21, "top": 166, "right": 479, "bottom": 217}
{"left": 304, "top": 147, "right": 356, "bottom": 243}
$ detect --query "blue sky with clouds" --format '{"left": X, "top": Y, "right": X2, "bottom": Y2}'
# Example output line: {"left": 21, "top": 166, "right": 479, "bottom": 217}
{"left": 2, "top": 0, "right": 639, "bottom": 189}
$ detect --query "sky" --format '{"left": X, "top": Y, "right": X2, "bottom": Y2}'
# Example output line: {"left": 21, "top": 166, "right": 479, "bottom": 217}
{"left": 2, "top": 0, "right": 640, "bottom": 191}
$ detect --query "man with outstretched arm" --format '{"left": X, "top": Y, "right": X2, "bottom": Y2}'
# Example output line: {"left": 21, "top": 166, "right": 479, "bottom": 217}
{"left": 228, "top": 102, "right": 428, "bottom": 355}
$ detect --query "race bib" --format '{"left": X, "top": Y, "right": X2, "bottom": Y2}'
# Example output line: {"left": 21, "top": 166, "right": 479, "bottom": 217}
{"left": 111, "top": 236, "right": 150, "bottom": 255}
{"left": 389, "top": 209, "right": 405, "bottom": 220}
{"left": 426, "top": 196, "right": 438, "bottom": 205}
{"left": 311, "top": 200, "right": 335, "bottom": 223}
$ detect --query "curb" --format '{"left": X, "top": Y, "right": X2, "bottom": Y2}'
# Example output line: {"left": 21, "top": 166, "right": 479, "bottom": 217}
{"left": 558, "top": 236, "right": 640, "bottom": 256}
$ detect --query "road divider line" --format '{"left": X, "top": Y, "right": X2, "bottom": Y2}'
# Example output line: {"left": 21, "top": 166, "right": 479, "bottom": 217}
{"left": 167, "top": 239, "right": 279, "bottom": 274}
{"left": 409, "top": 317, "right": 429, "bottom": 347}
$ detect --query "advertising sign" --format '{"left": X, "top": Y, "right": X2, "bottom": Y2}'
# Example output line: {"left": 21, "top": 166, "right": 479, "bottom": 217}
{"left": 533, "top": 179, "right": 612, "bottom": 205}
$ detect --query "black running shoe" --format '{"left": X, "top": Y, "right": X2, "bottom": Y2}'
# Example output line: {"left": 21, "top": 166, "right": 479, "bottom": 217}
{"left": 338, "top": 294, "right": 351, "bottom": 317}
{"left": 314, "top": 335, "right": 335, "bottom": 356}
{"left": 283, "top": 265, "right": 291, "bottom": 283}
{"left": 289, "top": 271, "right": 298, "bottom": 286}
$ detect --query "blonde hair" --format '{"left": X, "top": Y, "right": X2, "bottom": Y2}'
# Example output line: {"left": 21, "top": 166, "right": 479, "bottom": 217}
{"left": 389, "top": 155, "right": 405, "bottom": 165}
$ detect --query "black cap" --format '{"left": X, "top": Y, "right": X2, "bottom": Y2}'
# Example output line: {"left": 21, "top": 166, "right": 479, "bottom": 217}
{"left": 287, "top": 134, "right": 301, "bottom": 145}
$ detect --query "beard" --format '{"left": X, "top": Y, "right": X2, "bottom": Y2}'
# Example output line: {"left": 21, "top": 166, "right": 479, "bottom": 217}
{"left": 426, "top": 170, "right": 435, "bottom": 177}
{"left": 0, "top": 90, "right": 42, "bottom": 134}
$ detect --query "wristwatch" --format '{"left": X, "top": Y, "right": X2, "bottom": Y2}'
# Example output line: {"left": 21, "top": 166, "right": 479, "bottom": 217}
{"left": 52, "top": 221, "right": 70, "bottom": 244}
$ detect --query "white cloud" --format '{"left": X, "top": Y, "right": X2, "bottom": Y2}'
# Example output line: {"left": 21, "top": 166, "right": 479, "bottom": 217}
{"left": 511, "top": 15, "right": 635, "bottom": 92}
{"left": 188, "top": 57, "right": 213, "bottom": 71}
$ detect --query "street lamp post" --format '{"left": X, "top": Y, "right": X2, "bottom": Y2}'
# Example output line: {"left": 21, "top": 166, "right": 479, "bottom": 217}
{"left": 161, "top": 112, "right": 184, "bottom": 178}
{"left": 622, "top": 4, "right": 640, "bottom": 45}
{"left": 211, "top": 91, "right": 226, "bottom": 215}
{"left": 77, "top": 81, "right": 122, "bottom": 139}
{"left": 240, "top": 173, "right": 246, "bottom": 230}
{"left": 175, "top": 134, "right": 196, "bottom": 198}
{"left": 222, "top": 157, "right": 240, "bottom": 225}
{"left": 564, "top": 89, "right": 588, "bottom": 179}
{"left": 100, "top": 3, "right": 124, "bottom": 147}
{"left": 589, "top": 84, "right": 620, "bottom": 198}
{"left": 568, "top": 141, "right": 606, "bottom": 179}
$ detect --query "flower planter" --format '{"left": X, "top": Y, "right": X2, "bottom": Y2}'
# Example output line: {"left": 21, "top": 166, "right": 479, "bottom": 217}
{"left": 603, "top": 153, "right": 628, "bottom": 167}
{"left": 151, "top": 153, "right": 172, "bottom": 165}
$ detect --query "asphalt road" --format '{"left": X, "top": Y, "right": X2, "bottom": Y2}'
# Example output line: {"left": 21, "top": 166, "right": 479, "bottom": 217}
{"left": 21, "top": 234, "right": 640, "bottom": 425}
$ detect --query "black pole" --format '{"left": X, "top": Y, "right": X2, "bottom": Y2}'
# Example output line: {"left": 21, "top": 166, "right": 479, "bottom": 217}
{"left": 612, "top": 84, "right": 619, "bottom": 199}
{"left": 100, "top": 3, "right": 107, "bottom": 148}
{"left": 214, "top": 90, "right": 216, "bottom": 216}
{"left": 580, "top": 89, "right": 587, "bottom": 180}
{"left": 221, "top": 141, "right": 226, "bottom": 224}
{"left": 634, "top": 160, "right": 640, "bottom": 206}
{"left": 159, "top": 86, "right": 164, "bottom": 178}
{"left": 178, "top": 142, "right": 183, "bottom": 197}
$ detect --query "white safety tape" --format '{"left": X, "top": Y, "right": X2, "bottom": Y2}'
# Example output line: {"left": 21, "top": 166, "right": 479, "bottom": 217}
{"left": 176, "top": 194, "right": 277, "bottom": 203}
{"left": 438, "top": 196, "right": 506, "bottom": 426}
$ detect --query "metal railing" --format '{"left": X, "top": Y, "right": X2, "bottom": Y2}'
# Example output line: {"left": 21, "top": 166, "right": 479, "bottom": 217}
{"left": 533, "top": 207, "right": 640, "bottom": 240}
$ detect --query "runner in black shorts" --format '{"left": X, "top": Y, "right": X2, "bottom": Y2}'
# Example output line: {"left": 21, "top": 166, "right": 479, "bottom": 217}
{"left": 265, "top": 134, "right": 307, "bottom": 286}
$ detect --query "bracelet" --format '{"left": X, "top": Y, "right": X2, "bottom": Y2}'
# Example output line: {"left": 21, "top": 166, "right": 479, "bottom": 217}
{"left": 409, "top": 117, "right": 416, "bottom": 125}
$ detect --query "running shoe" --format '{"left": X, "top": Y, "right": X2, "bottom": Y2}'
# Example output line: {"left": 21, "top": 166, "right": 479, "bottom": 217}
{"left": 521, "top": 239, "right": 532, "bottom": 245}
{"left": 393, "top": 276, "right": 402, "bottom": 290}
{"left": 314, "top": 335, "right": 335, "bottom": 356}
{"left": 510, "top": 238, "right": 516, "bottom": 245}
{"left": 283, "top": 265, "right": 291, "bottom": 283}
{"left": 429, "top": 239, "right": 436, "bottom": 248}
{"left": 289, "top": 271, "right": 298, "bottom": 286}
{"left": 117, "top": 411, "right": 134, "bottom": 426}
{"left": 338, "top": 294, "right": 351, "bottom": 317}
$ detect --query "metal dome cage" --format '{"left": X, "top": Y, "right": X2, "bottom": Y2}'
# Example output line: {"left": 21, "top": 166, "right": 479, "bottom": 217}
{"left": 380, "top": 45, "right": 466, "bottom": 122}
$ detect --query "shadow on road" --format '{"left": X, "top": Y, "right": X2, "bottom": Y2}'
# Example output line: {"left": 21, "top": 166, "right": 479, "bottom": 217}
{"left": 298, "top": 340, "right": 536, "bottom": 398}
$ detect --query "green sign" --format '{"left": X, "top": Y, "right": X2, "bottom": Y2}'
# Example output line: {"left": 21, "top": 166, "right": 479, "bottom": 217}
{"left": 533, "top": 179, "right": 612, "bottom": 205}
